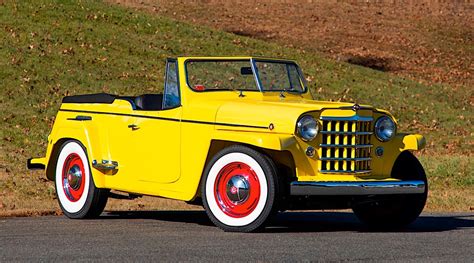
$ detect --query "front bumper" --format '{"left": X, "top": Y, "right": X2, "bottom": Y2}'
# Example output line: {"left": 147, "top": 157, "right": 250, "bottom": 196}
{"left": 290, "top": 180, "right": 425, "bottom": 196}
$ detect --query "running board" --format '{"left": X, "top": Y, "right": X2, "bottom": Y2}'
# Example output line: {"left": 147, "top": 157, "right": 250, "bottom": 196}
{"left": 109, "top": 192, "right": 142, "bottom": 200}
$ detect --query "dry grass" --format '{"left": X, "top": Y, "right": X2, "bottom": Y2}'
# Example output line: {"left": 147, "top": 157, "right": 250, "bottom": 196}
{"left": 427, "top": 188, "right": 474, "bottom": 212}
{"left": 111, "top": 0, "right": 474, "bottom": 87}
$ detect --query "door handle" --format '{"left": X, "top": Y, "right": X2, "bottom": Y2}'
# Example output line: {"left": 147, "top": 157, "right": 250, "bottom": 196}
{"left": 67, "top": 115, "right": 92, "bottom": 121}
{"left": 128, "top": 124, "right": 139, "bottom": 130}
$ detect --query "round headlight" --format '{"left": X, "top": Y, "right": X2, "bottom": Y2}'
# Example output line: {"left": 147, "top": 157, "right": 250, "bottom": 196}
{"left": 297, "top": 115, "right": 319, "bottom": 141}
{"left": 375, "top": 116, "right": 396, "bottom": 142}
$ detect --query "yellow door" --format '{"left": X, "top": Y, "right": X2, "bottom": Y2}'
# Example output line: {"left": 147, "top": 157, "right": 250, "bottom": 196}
{"left": 130, "top": 59, "right": 182, "bottom": 184}
{"left": 101, "top": 113, "right": 138, "bottom": 179}
{"left": 130, "top": 108, "right": 182, "bottom": 184}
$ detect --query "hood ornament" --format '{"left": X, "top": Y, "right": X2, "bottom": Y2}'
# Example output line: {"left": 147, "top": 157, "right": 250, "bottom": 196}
{"left": 352, "top": 104, "right": 361, "bottom": 112}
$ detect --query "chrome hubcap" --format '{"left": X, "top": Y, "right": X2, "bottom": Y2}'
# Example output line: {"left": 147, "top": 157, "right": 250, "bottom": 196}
{"left": 226, "top": 175, "right": 250, "bottom": 204}
{"left": 66, "top": 165, "right": 82, "bottom": 190}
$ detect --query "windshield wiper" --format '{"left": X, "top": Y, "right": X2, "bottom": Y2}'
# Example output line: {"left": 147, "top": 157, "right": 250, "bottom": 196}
{"left": 279, "top": 90, "right": 286, "bottom": 98}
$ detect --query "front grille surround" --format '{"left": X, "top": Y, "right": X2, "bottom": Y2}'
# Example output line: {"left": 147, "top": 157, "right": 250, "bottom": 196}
{"left": 319, "top": 116, "right": 373, "bottom": 174}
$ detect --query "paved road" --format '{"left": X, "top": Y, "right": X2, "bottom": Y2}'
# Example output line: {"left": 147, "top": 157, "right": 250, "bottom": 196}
{"left": 1, "top": 211, "right": 473, "bottom": 262}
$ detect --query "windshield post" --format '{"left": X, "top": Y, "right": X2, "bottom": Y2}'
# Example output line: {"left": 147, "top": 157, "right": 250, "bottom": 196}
{"left": 250, "top": 58, "right": 263, "bottom": 92}
{"left": 296, "top": 63, "right": 309, "bottom": 92}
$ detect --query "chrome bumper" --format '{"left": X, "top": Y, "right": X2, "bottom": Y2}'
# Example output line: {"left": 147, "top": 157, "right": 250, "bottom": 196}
{"left": 290, "top": 180, "right": 426, "bottom": 196}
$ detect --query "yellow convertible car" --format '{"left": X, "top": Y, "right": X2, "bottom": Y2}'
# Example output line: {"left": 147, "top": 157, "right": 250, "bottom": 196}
{"left": 28, "top": 57, "right": 427, "bottom": 232}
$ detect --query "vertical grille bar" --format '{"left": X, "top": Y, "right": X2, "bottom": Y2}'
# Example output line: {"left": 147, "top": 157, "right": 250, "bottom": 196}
{"left": 342, "top": 121, "right": 348, "bottom": 171}
{"left": 334, "top": 121, "right": 340, "bottom": 171}
{"left": 350, "top": 121, "right": 356, "bottom": 171}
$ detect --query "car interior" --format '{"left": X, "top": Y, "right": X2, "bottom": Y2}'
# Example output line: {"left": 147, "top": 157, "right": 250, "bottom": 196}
{"left": 119, "top": 94, "right": 164, "bottom": 111}
{"left": 62, "top": 93, "right": 165, "bottom": 111}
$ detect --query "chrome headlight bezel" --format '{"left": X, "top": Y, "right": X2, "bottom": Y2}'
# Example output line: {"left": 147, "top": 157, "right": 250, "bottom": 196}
{"left": 296, "top": 115, "right": 319, "bottom": 141}
{"left": 374, "top": 116, "right": 396, "bottom": 142}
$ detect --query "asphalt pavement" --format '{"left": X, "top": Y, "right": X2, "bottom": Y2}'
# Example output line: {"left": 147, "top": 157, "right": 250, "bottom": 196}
{"left": 1, "top": 211, "right": 473, "bottom": 262}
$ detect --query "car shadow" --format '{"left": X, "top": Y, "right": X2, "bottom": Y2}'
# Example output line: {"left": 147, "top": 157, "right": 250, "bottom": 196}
{"left": 268, "top": 211, "right": 474, "bottom": 233}
{"left": 103, "top": 210, "right": 214, "bottom": 226}
{"left": 102, "top": 210, "right": 474, "bottom": 233}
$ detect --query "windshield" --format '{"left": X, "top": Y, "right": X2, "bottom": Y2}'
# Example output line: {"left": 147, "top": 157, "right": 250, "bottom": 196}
{"left": 185, "top": 59, "right": 306, "bottom": 93}
{"left": 186, "top": 60, "right": 258, "bottom": 91}
{"left": 254, "top": 60, "right": 305, "bottom": 92}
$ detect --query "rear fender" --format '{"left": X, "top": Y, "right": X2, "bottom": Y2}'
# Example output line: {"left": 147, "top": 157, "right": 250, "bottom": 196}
{"left": 47, "top": 122, "right": 106, "bottom": 188}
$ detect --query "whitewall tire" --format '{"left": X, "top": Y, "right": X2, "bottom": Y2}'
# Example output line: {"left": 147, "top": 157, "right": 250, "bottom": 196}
{"left": 55, "top": 140, "right": 109, "bottom": 218}
{"left": 202, "top": 145, "right": 278, "bottom": 232}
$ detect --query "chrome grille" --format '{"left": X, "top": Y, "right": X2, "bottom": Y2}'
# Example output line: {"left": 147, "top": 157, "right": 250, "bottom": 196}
{"left": 319, "top": 116, "right": 373, "bottom": 174}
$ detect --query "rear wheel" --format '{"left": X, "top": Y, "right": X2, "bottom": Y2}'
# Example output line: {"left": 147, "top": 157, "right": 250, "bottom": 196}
{"left": 352, "top": 151, "right": 428, "bottom": 229}
{"left": 55, "top": 140, "right": 109, "bottom": 219}
{"left": 202, "top": 145, "right": 278, "bottom": 232}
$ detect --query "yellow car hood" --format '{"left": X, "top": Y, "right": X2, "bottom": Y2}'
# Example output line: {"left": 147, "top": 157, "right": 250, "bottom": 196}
{"left": 215, "top": 98, "right": 367, "bottom": 134}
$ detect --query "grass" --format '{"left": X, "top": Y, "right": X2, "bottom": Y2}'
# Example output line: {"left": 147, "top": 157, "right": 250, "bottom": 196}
{"left": 420, "top": 155, "right": 473, "bottom": 211}
{"left": 0, "top": 0, "right": 472, "bottom": 213}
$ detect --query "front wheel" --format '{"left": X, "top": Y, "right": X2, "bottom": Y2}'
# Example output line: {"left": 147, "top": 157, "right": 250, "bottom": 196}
{"left": 352, "top": 151, "right": 428, "bottom": 229}
{"left": 201, "top": 145, "right": 278, "bottom": 232}
{"left": 55, "top": 140, "right": 109, "bottom": 219}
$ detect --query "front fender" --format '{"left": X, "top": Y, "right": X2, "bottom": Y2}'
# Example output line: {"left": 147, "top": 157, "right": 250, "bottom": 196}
{"left": 212, "top": 130, "right": 297, "bottom": 151}
{"left": 373, "top": 133, "right": 426, "bottom": 177}
{"left": 400, "top": 133, "right": 426, "bottom": 151}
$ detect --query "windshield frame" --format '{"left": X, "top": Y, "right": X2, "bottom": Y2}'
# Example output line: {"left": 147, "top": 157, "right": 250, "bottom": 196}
{"left": 183, "top": 58, "right": 308, "bottom": 94}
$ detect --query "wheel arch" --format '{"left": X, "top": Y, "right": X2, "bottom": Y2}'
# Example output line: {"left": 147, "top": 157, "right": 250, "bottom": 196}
{"left": 192, "top": 139, "right": 297, "bottom": 201}
{"left": 46, "top": 121, "right": 107, "bottom": 187}
{"left": 46, "top": 137, "right": 75, "bottom": 181}
{"left": 390, "top": 150, "right": 427, "bottom": 181}
{"left": 377, "top": 133, "right": 426, "bottom": 178}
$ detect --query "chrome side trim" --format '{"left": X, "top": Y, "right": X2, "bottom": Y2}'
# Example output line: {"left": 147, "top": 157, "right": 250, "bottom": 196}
{"left": 320, "top": 116, "right": 373, "bottom": 122}
{"left": 92, "top": 160, "right": 118, "bottom": 171}
{"left": 290, "top": 180, "right": 426, "bottom": 196}
{"left": 320, "top": 144, "right": 373, "bottom": 148}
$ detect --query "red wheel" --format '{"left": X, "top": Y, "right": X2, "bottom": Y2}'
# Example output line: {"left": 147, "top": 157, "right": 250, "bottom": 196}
{"left": 202, "top": 145, "right": 278, "bottom": 232}
{"left": 55, "top": 140, "right": 109, "bottom": 218}
{"left": 61, "top": 153, "right": 86, "bottom": 202}
{"left": 214, "top": 162, "right": 261, "bottom": 218}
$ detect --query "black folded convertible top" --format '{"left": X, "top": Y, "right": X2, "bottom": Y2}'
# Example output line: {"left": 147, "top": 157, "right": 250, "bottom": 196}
{"left": 62, "top": 93, "right": 117, "bottom": 104}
